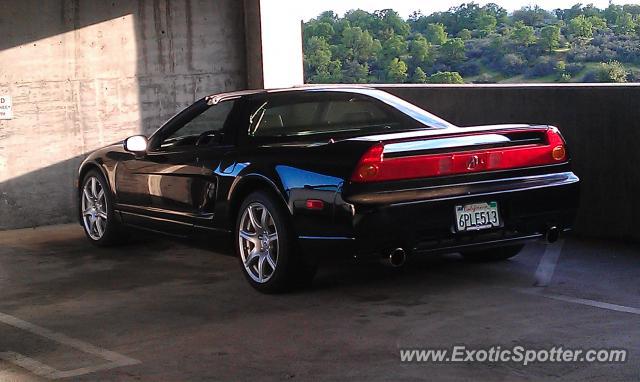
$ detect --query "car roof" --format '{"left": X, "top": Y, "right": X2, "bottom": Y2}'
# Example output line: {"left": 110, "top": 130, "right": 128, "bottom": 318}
{"left": 204, "top": 85, "right": 373, "bottom": 104}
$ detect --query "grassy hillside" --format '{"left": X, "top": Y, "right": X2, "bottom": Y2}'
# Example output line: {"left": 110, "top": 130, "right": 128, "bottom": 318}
{"left": 303, "top": 3, "right": 640, "bottom": 84}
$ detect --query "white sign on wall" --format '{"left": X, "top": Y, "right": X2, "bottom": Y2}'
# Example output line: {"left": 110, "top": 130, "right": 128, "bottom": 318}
{"left": 0, "top": 96, "right": 13, "bottom": 120}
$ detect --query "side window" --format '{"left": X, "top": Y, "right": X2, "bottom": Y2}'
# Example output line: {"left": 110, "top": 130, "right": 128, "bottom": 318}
{"left": 324, "top": 98, "right": 394, "bottom": 127}
{"left": 248, "top": 94, "right": 398, "bottom": 138}
{"left": 250, "top": 101, "right": 321, "bottom": 137}
{"left": 160, "top": 100, "right": 235, "bottom": 149}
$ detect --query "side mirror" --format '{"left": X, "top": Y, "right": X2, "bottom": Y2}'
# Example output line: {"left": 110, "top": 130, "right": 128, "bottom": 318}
{"left": 124, "top": 135, "right": 148, "bottom": 154}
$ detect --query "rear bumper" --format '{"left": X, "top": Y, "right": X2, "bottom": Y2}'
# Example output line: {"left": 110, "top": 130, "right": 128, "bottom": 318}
{"left": 299, "top": 171, "right": 579, "bottom": 261}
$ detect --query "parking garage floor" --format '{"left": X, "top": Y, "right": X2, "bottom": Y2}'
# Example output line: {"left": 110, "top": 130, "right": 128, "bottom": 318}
{"left": 0, "top": 224, "right": 638, "bottom": 381}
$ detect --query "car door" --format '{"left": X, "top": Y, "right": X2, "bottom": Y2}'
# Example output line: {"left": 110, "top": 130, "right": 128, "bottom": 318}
{"left": 116, "top": 98, "right": 236, "bottom": 234}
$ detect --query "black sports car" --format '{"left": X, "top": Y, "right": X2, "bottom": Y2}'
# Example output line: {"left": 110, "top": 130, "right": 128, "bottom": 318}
{"left": 77, "top": 86, "right": 579, "bottom": 292}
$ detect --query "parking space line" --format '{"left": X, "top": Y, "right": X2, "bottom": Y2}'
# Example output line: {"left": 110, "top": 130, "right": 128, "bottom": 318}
{"left": 0, "top": 312, "right": 140, "bottom": 379}
{"left": 518, "top": 288, "right": 640, "bottom": 316}
{"left": 0, "top": 351, "right": 59, "bottom": 378}
{"left": 534, "top": 239, "right": 565, "bottom": 287}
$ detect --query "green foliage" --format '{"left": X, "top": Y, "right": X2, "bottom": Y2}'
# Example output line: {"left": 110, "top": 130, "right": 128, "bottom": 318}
{"left": 511, "top": 21, "right": 537, "bottom": 46}
{"left": 341, "top": 27, "right": 381, "bottom": 62}
{"left": 588, "top": 15, "right": 608, "bottom": 31}
{"left": 512, "top": 6, "right": 552, "bottom": 26}
{"left": 303, "top": 3, "right": 640, "bottom": 84}
{"left": 381, "top": 34, "right": 408, "bottom": 64}
{"left": 386, "top": 58, "right": 408, "bottom": 83}
{"left": 342, "top": 60, "right": 370, "bottom": 83}
{"left": 409, "top": 34, "right": 434, "bottom": 66}
{"left": 457, "top": 28, "right": 472, "bottom": 40}
{"left": 440, "top": 38, "right": 466, "bottom": 62}
{"left": 428, "top": 71, "right": 464, "bottom": 84}
{"left": 558, "top": 73, "right": 572, "bottom": 82}
{"left": 375, "top": 9, "right": 411, "bottom": 37}
{"left": 539, "top": 25, "right": 561, "bottom": 51}
{"left": 595, "top": 61, "right": 628, "bottom": 82}
{"left": 568, "top": 15, "right": 594, "bottom": 38}
{"left": 412, "top": 67, "right": 428, "bottom": 83}
{"left": 477, "top": 13, "right": 497, "bottom": 36}
{"left": 426, "top": 23, "right": 448, "bottom": 45}
{"left": 614, "top": 13, "right": 636, "bottom": 35}
{"left": 604, "top": 4, "right": 625, "bottom": 25}
{"left": 555, "top": 61, "right": 570, "bottom": 81}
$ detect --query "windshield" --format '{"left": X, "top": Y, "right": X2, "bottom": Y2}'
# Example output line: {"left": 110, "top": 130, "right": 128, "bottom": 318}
{"left": 248, "top": 89, "right": 454, "bottom": 139}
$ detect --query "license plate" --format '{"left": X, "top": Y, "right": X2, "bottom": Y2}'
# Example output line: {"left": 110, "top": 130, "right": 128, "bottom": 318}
{"left": 455, "top": 201, "right": 500, "bottom": 231}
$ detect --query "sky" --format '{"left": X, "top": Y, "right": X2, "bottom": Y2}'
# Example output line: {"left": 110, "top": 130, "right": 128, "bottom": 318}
{"left": 293, "top": 0, "right": 634, "bottom": 21}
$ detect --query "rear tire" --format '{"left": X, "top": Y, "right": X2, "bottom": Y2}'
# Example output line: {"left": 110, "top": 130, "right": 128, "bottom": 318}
{"left": 80, "top": 170, "right": 128, "bottom": 246}
{"left": 461, "top": 244, "right": 525, "bottom": 262}
{"left": 235, "top": 191, "right": 316, "bottom": 293}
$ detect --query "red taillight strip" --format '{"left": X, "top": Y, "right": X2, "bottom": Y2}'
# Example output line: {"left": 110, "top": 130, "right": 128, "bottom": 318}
{"left": 351, "top": 128, "right": 567, "bottom": 183}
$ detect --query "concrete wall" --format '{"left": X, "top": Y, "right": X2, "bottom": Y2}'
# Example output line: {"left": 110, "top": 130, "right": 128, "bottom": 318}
{"left": 378, "top": 84, "right": 640, "bottom": 242}
{"left": 0, "top": 0, "right": 247, "bottom": 230}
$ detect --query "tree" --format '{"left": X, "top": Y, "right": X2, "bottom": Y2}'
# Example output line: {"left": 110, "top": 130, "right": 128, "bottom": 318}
{"left": 426, "top": 23, "right": 448, "bottom": 45}
{"left": 412, "top": 67, "right": 428, "bottom": 83}
{"left": 512, "top": 6, "right": 552, "bottom": 26}
{"left": 304, "top": 21, "right": 335, "bottom": 42}
{"left": 539, "top": 25, "right": 561, "bottom": 51}
{"left": 587, "top": 15, "right": 608, "bottom": 31}
{"left": 440, "top": 38, "right": 466, "bottom": 62}
{"left": 477, "top": 13, "right": 497, "bottom": 36}
{"left": 568, "top": 15, "right": 594, "bottom": 38}
{"left": 614, "top": 12, "right": 636, "bottom": 35}
{"left": 595, "top": 61, "right": 628, "bottom": 82}
{"left": 342, "top": 60, "right": 370, "bottom": 83}
{"left": 482, "top": 3, "right": 509, "bottom": 25}
{"left": 381, "top": 34, "right": 408, "bottom": 64}
{"left": 604, "top": 4, "right": 624, "bottom": 25}
{"left": 457, "top": 28, "right": 472, "bottom": 40}
{"left": 428, "top": 71, "right": 464, "bottom": 84}
{"left": 449, "top": 3, "right": 483, "bottom": 33}
{"left": 555, "top": 4, "right": 584, "bottom": 21}
{"left": 511, "top": 21, "right": 537, "bottom": 46}
{"left": 409, "top": 34, "right": 433, "bottom": 66}
{"left": 304, "top": 36, "right": 343, "bottom": 83}
{"left": 386, "top": 58, "right": 408, "bottom": 83}
{"left": 374, "top": 9, "right": 411, "bottom": 37}
{"left": 305, "top": 36, "right": 332, "bottom": 72}
{"left": 344, "top": 9, "right": 375, "bottom": 31}
{"left": 311, "top": 60, "right": 342, "bottom": 83}
{"left": 341, "top": 27, "right": 381, "bottom": 62}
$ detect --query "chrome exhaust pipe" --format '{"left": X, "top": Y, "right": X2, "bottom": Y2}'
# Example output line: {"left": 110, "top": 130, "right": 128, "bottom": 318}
{"left": 383, "top": 248, "right": 407, "bottom": 267}
{"left": 546, "top": 226, "right": 559, "bottom": 243}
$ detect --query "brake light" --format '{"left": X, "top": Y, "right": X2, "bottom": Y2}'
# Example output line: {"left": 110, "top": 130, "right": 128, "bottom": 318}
{"left": 351, "top": 128, "right": 568, "bottom": 183}
{"left": 352, "top": 144, "right": 383, "bottom": 182}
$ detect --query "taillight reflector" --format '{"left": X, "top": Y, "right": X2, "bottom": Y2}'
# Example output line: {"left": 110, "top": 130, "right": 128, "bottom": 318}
{"left": 305, "top": 199, "right": 325, "bottom": 210}
{"left": 351, "top": 128, "right": 568, "bottom": 183}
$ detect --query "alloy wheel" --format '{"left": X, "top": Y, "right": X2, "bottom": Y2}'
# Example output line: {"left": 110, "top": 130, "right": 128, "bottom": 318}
{"left": 238, "top": 202, "right": 279, "bottom": 283}
{"left": 81, "top": 176, "right": 108, "bottom": 241}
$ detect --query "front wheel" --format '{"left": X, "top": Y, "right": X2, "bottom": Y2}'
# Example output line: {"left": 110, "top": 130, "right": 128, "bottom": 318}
{"left": 235, "top": 191, "right": 315, "bottom": 293}
{"left": 460, "top": 244, "right": 525, "bottom": 262}
{"left": 80, "top": 170, "right": 127, "bottom": 246}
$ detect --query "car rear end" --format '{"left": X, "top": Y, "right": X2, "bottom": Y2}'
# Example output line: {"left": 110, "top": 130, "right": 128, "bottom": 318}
{"left": 335, "top": 124, "right": 579, "bottom": 258}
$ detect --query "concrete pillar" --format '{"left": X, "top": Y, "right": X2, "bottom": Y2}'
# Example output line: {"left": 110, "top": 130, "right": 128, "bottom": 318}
{"left": 243, "top": 0, "right": 304, "bottom": 89}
